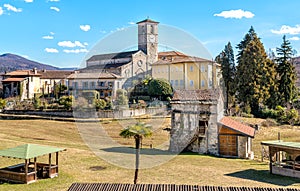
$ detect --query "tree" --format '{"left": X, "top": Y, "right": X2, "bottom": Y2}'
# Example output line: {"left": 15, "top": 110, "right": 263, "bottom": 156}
{"left": 147, "top": 78, "right": 173, "bottom": 100}
{"left": 33, "top": 95, "right": 41, "bottom": 109}
{"left": 265, "top": 59, "right": 280, "bottom": 109}
{"left": 54, "top": 84, "right": 68, "bottom": 99}
{"left": 59, "top": 95, "right": 74, "bottom": 110}
{"left": 115, "top": 89, "right": 129, "bottom": 110}
{"left": 215, "top": 42, "right": 236, "bottom": 111}
{"left": 236, "top": 27, "right": 277, "bottom": 113}
{"left": 119, "top": 122, "right": 152, "bottom": 184}
{"left": 276, "top": 35, "right": 297, "bottom": 106}
{"left": 236, "top": 26, "right": 257, "bottom": 61}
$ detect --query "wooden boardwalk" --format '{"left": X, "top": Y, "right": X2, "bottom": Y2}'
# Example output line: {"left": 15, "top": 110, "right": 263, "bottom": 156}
{"left": 68, "top": 183, "right": 300, "bottom": 191}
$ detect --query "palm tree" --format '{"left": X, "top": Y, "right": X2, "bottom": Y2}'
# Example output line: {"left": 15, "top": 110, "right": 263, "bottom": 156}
{"left": 119, "top": 122, "right": 152, "bottom": 184}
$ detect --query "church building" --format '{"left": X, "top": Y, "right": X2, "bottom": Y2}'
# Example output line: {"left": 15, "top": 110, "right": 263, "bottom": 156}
{"left": 67, "top": 19, "right": 159, "bottom": 97}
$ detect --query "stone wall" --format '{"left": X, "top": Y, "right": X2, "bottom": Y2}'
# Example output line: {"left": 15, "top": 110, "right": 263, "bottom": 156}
{"left": 169, "top": 89, "right": 225, "bottom": 155}
{"left": 169, "top": 100, "right": 220, "bottom": 154}
{"left": 3, "top": 106, "right": 167, "bottom": 119}
{"left": 238, "top": 136, "right": 247, "bottom": 158}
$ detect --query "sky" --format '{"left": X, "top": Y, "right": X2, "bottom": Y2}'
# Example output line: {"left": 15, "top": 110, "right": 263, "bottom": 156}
{"left": 0, "top": 0, "right": 300, "bottom": 68}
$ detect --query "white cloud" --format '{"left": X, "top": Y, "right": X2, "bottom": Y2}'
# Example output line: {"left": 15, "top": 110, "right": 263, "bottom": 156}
{"left": 214, "top": 9, "right": 254, "bottom": 19}
{"left": 45, "top": 48, "right": 59, "bottom": 53}
{"left": 50, "top": 32, "right": 55, "bottom": 35}
{"left": 117, "top": 27, "right": 125, "bottom": 31}
{"left": 80, "top": 25, "right": 91, "bottom": 32}
{"left": 58, "top": 40, "right": 86, "bottom": 48}
{"left": 100, "top": 30, "right": 106, "bottom": 34}
{"left": 48, "top": 0, "right": 60, "bottom": 2}
{"left": 24, "top": 0, "right": 33, "bottom": 3}
{"left": 128, "top": 21, "right": 135, "bottom": 25}
{"left": 4, "top": 4, "right": 22, "bottom": 13}
{"left": 50, "top": 6, "right": 60, "bottom": 12}
{"left": 289, "top": 36, "right": 300, "bottom": 41}
{"left": 271, "top": 25, "right": 300, "bottom": 35}
{"left": 0, "top": 7, "right": 3, "bottom": 16}
{"left": 84, "top": 42, "right": 88, "bottom": 46}
{"left": 63, "top": 49, "right": 88, "bottom": 54}
{"left": 42, "top": 35, "right": 54, "bottom": 40}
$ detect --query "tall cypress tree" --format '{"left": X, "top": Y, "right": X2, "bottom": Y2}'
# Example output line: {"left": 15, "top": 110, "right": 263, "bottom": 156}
{"left": 236, "top": 27, "right": 276, "bottom": 113}
{"left": 276, "top": 35, "right": 297, "bottom": 106}
{"left": 215, "top": 42, "right": 236, "bottom": 111}
{"left": 236, "top": 26, "right": 256, "bottom": 61}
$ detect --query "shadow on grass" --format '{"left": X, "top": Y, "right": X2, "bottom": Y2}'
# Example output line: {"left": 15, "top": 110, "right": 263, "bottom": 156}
{"left": 226, "top": 169, "right": 300, "bottom": 186}
{"left": 101, "top": 147, "right": 175, "bottom": 155}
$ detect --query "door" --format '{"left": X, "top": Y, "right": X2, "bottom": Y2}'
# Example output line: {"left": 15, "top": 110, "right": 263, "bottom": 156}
{"left": 219, "top": 135, "right": 237, "bottom": 156}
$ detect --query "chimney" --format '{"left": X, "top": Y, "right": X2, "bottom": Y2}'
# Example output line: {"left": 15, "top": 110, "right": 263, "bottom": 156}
{"left": 33, "top": 68, "right": 37, "bottom": 75}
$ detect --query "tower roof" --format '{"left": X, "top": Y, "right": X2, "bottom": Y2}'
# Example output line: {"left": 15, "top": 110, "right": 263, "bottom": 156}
{"left": 136, "top": 18, "right": 159, "bottom": 24}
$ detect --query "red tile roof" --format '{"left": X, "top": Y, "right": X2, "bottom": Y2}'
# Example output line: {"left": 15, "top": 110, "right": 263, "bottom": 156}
{"left": 219, "top": 117, "right": 255, "bottom": 137}
{"left": 3, "top": 70, "right": 41, "bottom": 76}
{"left": 158, "top": 51, "right": 188, "bottom": 57}
{"left": 172, "top": 89, "right": 219, "bottom": 101}
{"left": 2, "top": 77, "right": 26, "bottom": 82}
{"left": 39, "top": 70, "right": 73, "bottom": 79}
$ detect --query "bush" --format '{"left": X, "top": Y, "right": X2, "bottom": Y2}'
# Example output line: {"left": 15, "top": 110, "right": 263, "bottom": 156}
{"left": 94, "top": 99, "right": 106, "bottom": 110}
{"left": 104, "top": 97, "right": 113, "bottom": 110}
{"left": 286, "top": 109, "right": 298, "bottom": 125}
{"left": 137, "top": 96, "right": 151, "bottom": 101}
{"left": 59, "top": 95, "right": 74, "bottom": 110}
{"left": 33, "top": 96, "right": 41, "bottom": 110}
{"left": 0, "top": 98, "right": 7, "bottom": 109}
{"left": 261, "top": 107, "right": 279, "bottom": 119}
{"left": 261, "top": 105, "right": 299, "bottom": 125}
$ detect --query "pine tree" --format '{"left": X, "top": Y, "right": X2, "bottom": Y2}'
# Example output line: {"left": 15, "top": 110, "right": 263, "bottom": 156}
{"left": 236, "top": 27, "right": 277, "bottom": 113}
{"left": 236, "top": 26, "right": 256, "bottom": 60}
{"left": 215, "top": 42, "right": 236, "bottom": 111}
{"left": 265, "top": 59, "right": 279, "bottom": 109}
{"left": 276, "top": 35, "right": 297, "bottom": 106}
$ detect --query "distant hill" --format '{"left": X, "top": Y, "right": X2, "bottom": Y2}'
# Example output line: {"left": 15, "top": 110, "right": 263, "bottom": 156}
{"left": 0, "top": 53, "right": 59, "bottom": 73}
{"left": 293, "top": 56, "right": 300, "bottom": 87}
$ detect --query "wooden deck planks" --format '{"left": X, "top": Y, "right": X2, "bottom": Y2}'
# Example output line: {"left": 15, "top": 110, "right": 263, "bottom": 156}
{"left": 67, "top": 183, "right": 300, "bottom": 191}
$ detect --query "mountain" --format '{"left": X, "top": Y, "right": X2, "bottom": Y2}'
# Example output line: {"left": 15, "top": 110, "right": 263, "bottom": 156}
{"left": 294, "top": 56, "right": 300, "bottom": 87}
{"left": 0, "top": 53, "right": 59, "bottom": 73}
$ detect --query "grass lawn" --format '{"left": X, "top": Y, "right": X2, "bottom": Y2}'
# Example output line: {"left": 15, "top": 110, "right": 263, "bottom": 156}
{"left": 0, "top": 117, "right": 299, "bottom": 190}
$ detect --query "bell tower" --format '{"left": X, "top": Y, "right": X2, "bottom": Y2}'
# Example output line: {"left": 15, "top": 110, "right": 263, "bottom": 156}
{"left": 137, "top": 18, "right": 159, "bottom": 64}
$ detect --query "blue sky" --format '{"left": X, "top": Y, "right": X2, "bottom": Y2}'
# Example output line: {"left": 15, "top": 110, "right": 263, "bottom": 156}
{"left": 1, "top": 0, "right": 300, "bottom": 68}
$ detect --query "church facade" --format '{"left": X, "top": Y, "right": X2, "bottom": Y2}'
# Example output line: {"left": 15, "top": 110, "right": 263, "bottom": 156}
{"left": 68, "top": 19, "right": 159, "bottom": 97}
